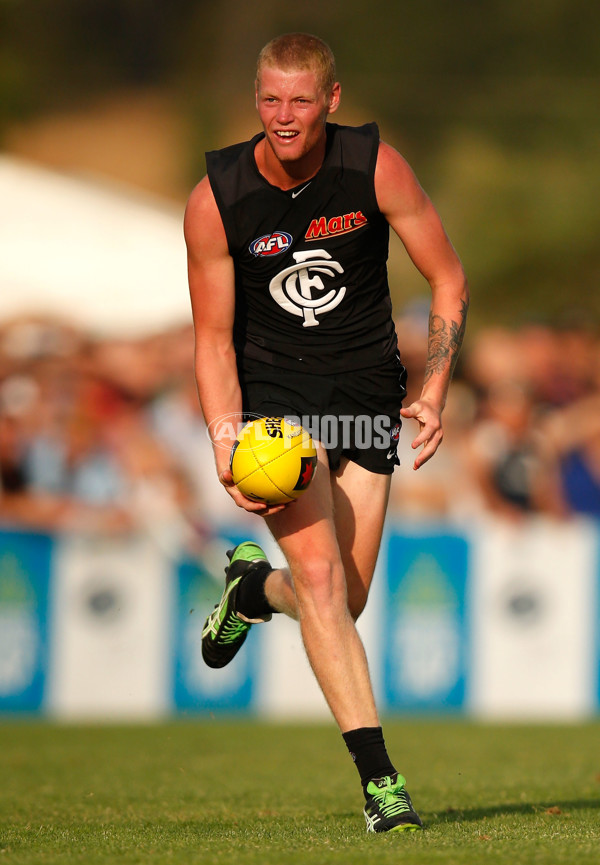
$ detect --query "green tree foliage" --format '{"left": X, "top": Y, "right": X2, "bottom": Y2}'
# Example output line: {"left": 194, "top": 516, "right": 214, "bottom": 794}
{"left": 1, "top": 0, "right": 598, "bottom": 324}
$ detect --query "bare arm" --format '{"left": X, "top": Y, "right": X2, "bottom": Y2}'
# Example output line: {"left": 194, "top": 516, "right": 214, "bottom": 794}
{"left": 375, "top": 141, "right": 469, "bottom": 469}
{"left": 184, "top": 177, "right": 278, "bottom": 513}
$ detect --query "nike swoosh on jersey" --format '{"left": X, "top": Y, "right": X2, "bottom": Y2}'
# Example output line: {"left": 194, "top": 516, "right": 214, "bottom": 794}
{"left": 291, "top": 182, "right": 312, "bottom": 199}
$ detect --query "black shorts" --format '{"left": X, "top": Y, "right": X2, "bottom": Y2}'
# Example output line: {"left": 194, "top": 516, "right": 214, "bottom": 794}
{"left": 239, "top": 355, "right": 408, "bottom": 474}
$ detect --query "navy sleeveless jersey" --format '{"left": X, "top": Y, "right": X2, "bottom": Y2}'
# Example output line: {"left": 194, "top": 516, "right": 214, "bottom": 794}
{"left": 206, "top": 122, "right": 398, "bottom": 373}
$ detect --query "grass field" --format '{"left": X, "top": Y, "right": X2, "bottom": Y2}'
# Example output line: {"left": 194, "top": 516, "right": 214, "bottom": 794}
{"left": 1, "top": 719, "right": 599, "bottom": 864}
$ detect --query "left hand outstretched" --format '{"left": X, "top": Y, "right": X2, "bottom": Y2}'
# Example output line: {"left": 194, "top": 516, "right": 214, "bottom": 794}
{"left": 400, "top": 399, "right": 444, "bottom": 470}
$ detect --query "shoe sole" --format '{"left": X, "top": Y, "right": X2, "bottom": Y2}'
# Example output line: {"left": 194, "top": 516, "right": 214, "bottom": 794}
{"left": 388, "top": 823, "right": 422, "bottom": 833}
{"left": 227, "top": 542, "right": 269, "bottom": 571}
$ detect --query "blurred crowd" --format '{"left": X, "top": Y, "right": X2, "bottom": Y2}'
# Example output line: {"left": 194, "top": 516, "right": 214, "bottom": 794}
{"left": 0, "top": 316, "right": 229, "bottom": 558}
{"left": 1, "top": 309, "right": 599, "bottom": 553}
{"left": 391, "top": 303, "right": 600, "bottom": 524}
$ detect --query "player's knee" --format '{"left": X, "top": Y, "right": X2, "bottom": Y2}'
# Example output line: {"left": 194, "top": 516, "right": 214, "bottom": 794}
{"left": 293, "top": 557, "right": 346, "bottom": 610}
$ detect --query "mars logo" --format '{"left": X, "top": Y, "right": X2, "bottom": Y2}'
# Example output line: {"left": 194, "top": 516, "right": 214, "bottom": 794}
{"left": 249, "top": 231, "right": 292, "bottom": 257}
{"left": 269, "top": 249, "right": 346, "bottom": 328}
{"left": 305, "top": 211, "right": 368, "bottom": 240}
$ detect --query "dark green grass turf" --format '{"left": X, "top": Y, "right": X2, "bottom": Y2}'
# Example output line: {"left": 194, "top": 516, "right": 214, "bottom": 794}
{"left": 1, "top": 719, "right": 599, "bottom": 864}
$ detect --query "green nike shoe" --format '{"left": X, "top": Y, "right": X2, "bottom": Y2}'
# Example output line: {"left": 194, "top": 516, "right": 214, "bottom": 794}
{"left": 363, "top": 773, "right": 423, "bottom": 833}
{"left": 201, "top": 542, "right": 272, "bottom": 669}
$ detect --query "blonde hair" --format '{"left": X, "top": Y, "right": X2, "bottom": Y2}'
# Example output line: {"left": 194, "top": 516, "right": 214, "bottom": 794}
{"left": 256, "top": 33, "right": 337, "bottom": 94}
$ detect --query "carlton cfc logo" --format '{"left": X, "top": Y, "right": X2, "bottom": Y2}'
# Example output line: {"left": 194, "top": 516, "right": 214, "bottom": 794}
{"left": 249, "top": 231, "right": 292, "bottom": 257}
{"left": 269, "top": 249, "right": 345, "bottom": 327}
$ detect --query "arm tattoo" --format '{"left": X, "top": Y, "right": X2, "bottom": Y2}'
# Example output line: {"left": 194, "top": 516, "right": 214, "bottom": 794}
{"left": 423, "top": 297, "right": 468, "bottom": 384}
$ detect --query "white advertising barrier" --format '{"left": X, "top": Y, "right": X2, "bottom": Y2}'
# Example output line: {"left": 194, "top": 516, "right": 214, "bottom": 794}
{"left": 1, "top": 518, "right": 599, "bottom": 719}
{"left": 47, "top": 533, "right": 172, "bottom": 719}
{"left": 469, "top": 517, "right": 598, "bottom": 719}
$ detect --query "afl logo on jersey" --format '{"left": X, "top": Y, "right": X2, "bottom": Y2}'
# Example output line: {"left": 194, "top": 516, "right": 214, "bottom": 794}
{"left": 249, "top": 231, "right": 292, "bottom": 257}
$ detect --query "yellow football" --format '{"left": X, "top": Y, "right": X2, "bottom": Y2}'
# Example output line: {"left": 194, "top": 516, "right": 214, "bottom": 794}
{"left": 230, "top": 417, "right": 317, "bottom": 505}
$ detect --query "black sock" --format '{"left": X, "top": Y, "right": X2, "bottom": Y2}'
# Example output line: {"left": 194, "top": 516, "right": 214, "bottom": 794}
{"left": 342, "top": 726, "right": 397, "bottom": 794}
{"left": 235, "top": 562, "right": 277, "bottom": 619}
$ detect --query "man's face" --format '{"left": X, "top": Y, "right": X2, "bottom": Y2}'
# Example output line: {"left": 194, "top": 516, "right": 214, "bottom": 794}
{"left": 255, "top": 65, "right": 340, "bottom": 165}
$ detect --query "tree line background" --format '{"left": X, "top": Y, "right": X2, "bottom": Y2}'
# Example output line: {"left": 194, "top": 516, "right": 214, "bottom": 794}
{"left": 1, "top": 0, "right": 599, "bottom": 328}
